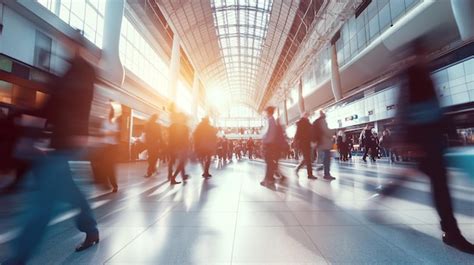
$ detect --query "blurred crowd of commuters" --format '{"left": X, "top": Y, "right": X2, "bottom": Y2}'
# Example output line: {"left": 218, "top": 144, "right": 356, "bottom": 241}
{"left": 217, "top": 127, "right": 263, "bottom": 135}
{"left": 0, "top": 36, "right": 473, "bottom": 265}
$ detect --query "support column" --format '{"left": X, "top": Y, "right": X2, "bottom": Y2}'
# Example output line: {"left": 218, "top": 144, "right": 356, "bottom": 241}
{"left": 451, "top": 0, "right": 474, "bottom": 41}
{"left": 283, "top": 99, "right": 289, "bottom": 126}
{"left": 297, "top": 80, "right": 305, "bottom": 114}
{"left": 169, "top": 35, "right": 181, "bottom": 102}
{"left": 373, "top": 121, "right": 379, "bottom": 135}
{"left": 99, "top": 0, "right": 125, "bottom": 86}
{"left": 330, "top": 44, "right": 343, "bottom": 102}
{"left": 191, "top": 73, "right": 200, "bottom": 123}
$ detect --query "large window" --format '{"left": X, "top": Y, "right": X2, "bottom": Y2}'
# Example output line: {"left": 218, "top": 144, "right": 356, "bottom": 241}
{"left": 335, "top": 0, "right": 422, "bottom": 67}
{"left": 228, "top": 105, "right": 257, "bottom": 118}
{"left": 176, "top": 80, "right": 193, "bottom": 114}
{"left": 324, "top": 56, "right": 474, "bottom": 129}
{"left": 287, "top": 86, "right": 299, "bottom": 107}
{"left": 433, "top": 57, "right": 474, "bottom": 107}
{"left": 37, "top": 0, "right": 105, "bottom": 48}
{"left": 34, "top": 30, "right": 52, "bottom": 71}
{"left": 119, "top": 17, "right": 169, "bottom": 97}
{"left": 302, "top": 46, "right": 331, "bottom": 97}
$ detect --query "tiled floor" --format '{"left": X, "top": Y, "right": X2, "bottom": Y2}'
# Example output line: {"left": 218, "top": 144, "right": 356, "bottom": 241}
{"left": 0, "top": 157, "right": 473, "bottom": 264}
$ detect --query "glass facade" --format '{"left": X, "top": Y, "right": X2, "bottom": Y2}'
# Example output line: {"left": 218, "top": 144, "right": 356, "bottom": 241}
{"left": 433, "top": 57, "right": 474, "bottom": 107}
{"left": 300, "top": 0, "right": 422, "bottom": 101}
{"left": 176, "top": 80, "right": 193, "bottom": 114}
{"left": 119, "top": 17, "right": 170, "bottom": 98}
{"left": 325, "top": 56, "right": 474, "bottom": 129}
{"left": 287, "top": 86, "right": 299, "bottom": 107}
{"left": 216, "top": 118, "right": 264, "bottom": 128}
{"left": 37, "top": 0, "right": 105, "bottom": 48}
{"left": 335, "top": 0, "right": 421, "bottom": 67}
{"left": 227, "top": 105, "right": 258, "bottom": 118}
{"left": 325, "top": 85, "right": 399, "bottom": 129}
{"left": 301, "top": 46, "right": 331, "bottom": 97}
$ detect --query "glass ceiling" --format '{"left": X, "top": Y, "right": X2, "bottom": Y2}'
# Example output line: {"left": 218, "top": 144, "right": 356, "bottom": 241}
{"left": 210, "top": 0, "right": 273, "bottom": 106}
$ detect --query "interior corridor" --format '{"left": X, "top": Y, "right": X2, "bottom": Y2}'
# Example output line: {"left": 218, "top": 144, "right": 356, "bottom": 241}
{"left": 1, "top": 159, "right": 473, "bottom": 264}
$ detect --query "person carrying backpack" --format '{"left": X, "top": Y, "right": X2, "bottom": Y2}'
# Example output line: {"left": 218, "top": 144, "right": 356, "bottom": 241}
{"left": 313, "top": 110, "right": 335, "bottom": 180}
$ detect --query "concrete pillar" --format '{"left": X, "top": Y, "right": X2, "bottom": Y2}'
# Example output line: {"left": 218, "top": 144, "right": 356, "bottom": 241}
{"left": 191, "top": 73, "right": 200, "bottom": 123}
{"left": 373, "top": 121, "right": 379, "bottom": 135}
{"left": 451, "top": 0, "right": 474, "bottom": 41}
{"left": 283, "top": 99, "right": 289, "bottom": 125}
{"left": 169, "top": 35, "right": 181, "bottom": 102}
{"left": 297, "top": 80, "right": 305, "bottom": 114}
{"left": 99, "top": 0, "right": 125, "bottom": 86}
{"left": 330, "top": 44, "right": 343, "bottom": 101}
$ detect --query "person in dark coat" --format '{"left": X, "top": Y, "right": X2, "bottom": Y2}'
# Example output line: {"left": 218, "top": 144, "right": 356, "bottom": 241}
{"left": 247, "top": 137, "right": 255, "bottom": 159}
{"left": 193, "top": 117, "right": 217, "bottom": 178}
{"left": 379, "top": 42, "right": 474, "bottom": 254}
{"left": 4, "top": 34, "right": 99, "bottom": 265}
{"left": 222, "top": 136, "right": 228, "bottom": 163}
{"left": 144, "top": 114, "right": 162, "bottom": 177}
{"left": 227, "top": 139, "right": 234, "bottom": 162}
{"left": 361, "top": 125, "right": 377, "bottom": 162}
{"left": 168, "top": 112, "right": 190, "bottom": 184}
{"left": 294, "top": 112, "right": 317, "bottom": 179}
{"left": 92, "top": 103, "right": 121, "bottom": 192}
{"left": 379, "top": 129, "right": 393, "bottom": 162}
{"left": 337, "top": 130, "right": 349, "bottom": 161}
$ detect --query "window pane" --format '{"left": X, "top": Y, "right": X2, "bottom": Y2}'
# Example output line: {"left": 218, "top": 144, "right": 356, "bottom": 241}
{"left": 390, "top": 0, "right": 405, "bottom": 20}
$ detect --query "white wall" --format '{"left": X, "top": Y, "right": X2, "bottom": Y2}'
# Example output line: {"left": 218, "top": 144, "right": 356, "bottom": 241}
{"left": 0, "top": 5, "right": 71, "bottom": 74}
{"left": 0, "top": 6, "right": 36, "bottom": 65}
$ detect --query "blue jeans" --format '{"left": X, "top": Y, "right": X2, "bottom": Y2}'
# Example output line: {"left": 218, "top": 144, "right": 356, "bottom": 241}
{"left": 322, "top": 149, "right": 331, "bottom": 176}
{"left": 8, "top": 150, "right": 97, "bottom": 263}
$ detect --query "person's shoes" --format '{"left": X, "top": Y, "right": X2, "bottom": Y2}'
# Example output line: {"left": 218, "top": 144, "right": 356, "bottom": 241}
{"left": 274, "top": 173, "right": 282, "bottom": 180}
{"left": 76, "top": 230, "right": 99, "bottom": 252}
{"left": 112, "top": 186, "right": 118, "bottom": 193}
{"left": 260, "top": 181, "right": 270, "bottom": 187}
{"left": 362, "top": 158, "right": 367, "bottom": 162}
{"left": 182, "top": 174, "right": 189, "bottom": 181}
{"left": 295, "top": 167, "right": 300, "bottom": 176}
{"left": 308, "top": 175, "right": 317, "bottom": 180}
{"left": 145, "top": 170, "right": 156, "bottom": 178}
{"left": 170, "top": 180, "right": 182, "bottom": 185}
{"left": 323, "top": 175, "right": 336, "bottom": 180}
{"left": 443, "top": 232, "right": 474, "bottom": 254}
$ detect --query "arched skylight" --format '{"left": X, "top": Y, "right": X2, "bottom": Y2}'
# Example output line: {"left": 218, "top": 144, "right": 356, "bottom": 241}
{"left": 211, "top": 0, "right": 273, "bottom": 105}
